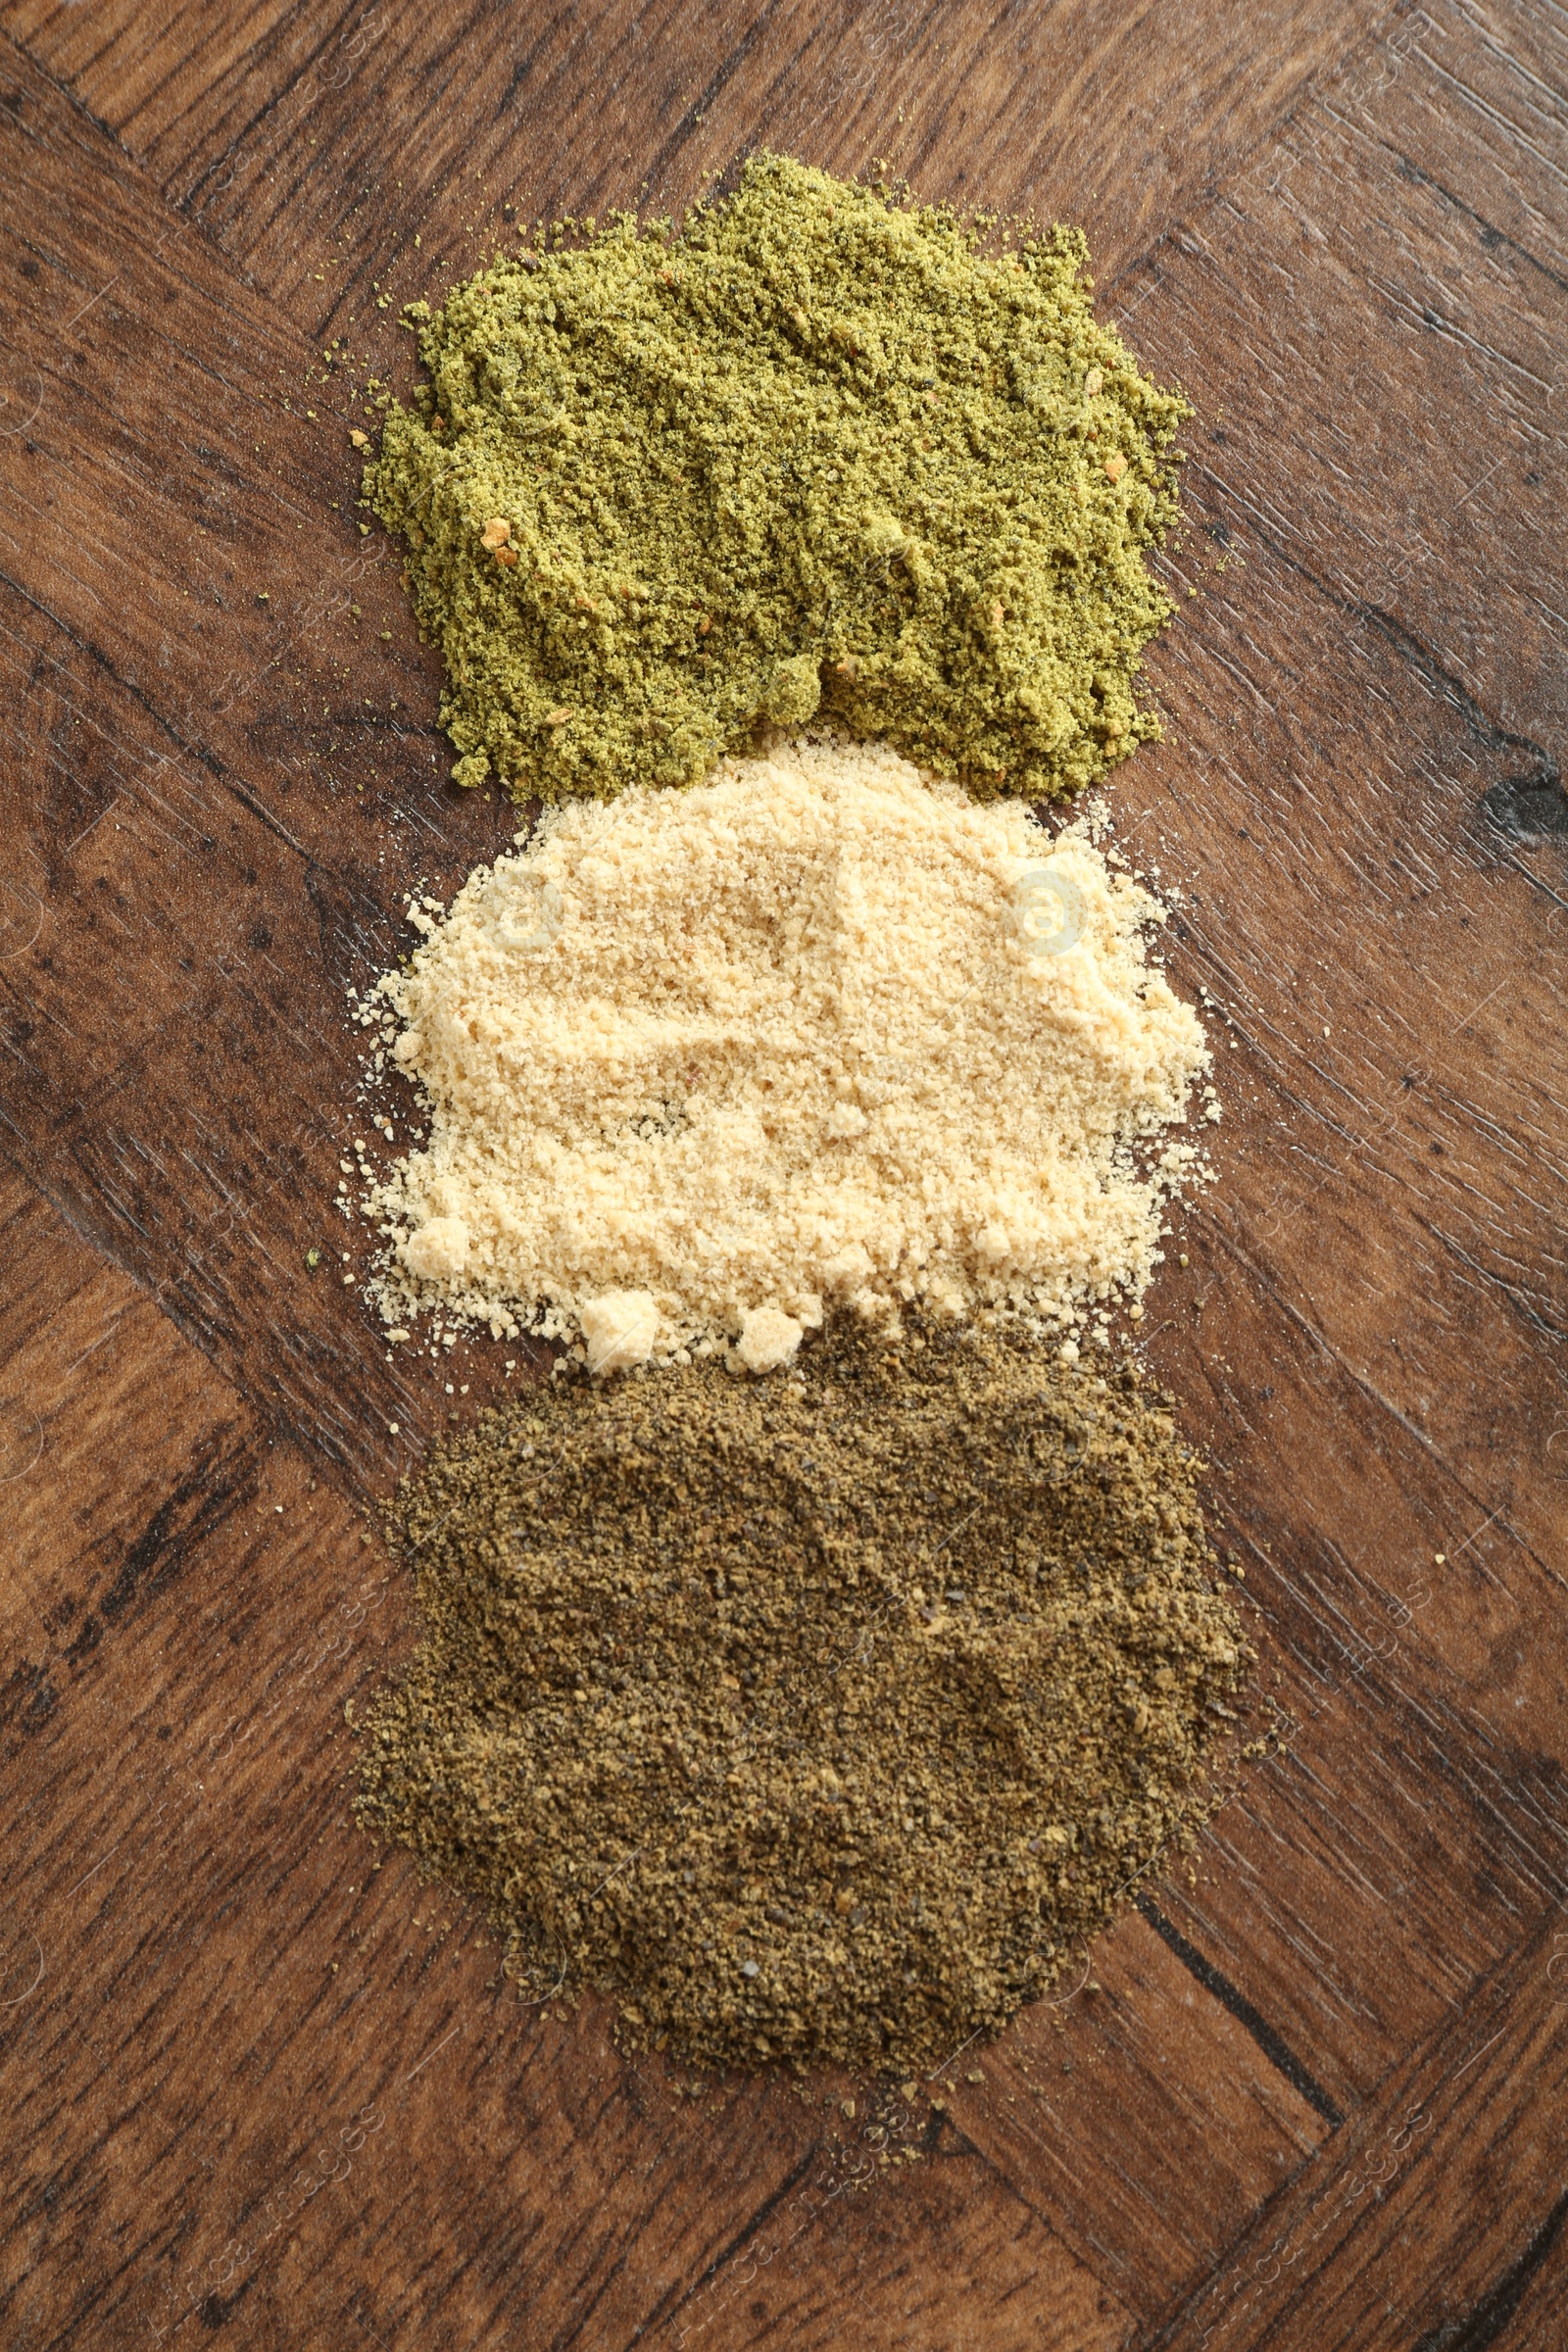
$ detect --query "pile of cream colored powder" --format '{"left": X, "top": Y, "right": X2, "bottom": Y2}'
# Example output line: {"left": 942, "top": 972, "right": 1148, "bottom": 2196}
{"left": 360, "top": 737, "right": 1214, "bottom": 1374}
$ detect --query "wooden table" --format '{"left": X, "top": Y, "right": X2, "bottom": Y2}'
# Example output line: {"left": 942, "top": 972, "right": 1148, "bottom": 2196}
{"left": 1, "top": 2, "right": 1564, "bottom": 2344}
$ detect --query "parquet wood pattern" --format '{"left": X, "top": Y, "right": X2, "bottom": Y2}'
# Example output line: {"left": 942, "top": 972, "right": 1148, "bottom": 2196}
{"left": 1, "top": 3, "right": 1564, "bottom": 2345}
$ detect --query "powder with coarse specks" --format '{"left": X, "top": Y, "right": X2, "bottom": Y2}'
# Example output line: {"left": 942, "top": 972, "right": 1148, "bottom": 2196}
{"left": 366, "top": 152, "right": 1188, "bottom": 804}
{"left": 366, "top": 736, "right": 1208, "bottom": 1356}
{"left": 352, "top": 1308, "right": 1252, "bottom": 2078}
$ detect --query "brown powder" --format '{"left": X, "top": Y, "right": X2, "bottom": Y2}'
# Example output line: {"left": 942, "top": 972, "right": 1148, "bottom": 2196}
{"left": 354, "top": 1310, "right": 1251, "bottom": 2077}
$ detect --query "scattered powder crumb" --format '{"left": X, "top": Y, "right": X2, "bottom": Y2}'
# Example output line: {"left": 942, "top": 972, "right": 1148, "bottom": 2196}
{"left": 365, "top": 736, "right": 1208, "bottom": 1354}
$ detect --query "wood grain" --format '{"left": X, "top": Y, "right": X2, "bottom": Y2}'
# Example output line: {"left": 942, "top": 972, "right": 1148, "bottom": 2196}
{"left": 1152, "top": 1905, "right": 1568, "bottom": 2351}
{"left": 0, "top": 33, "right": 522, "bottom": 1479}
{"left": 1, "top": 0, "right": 1565, "bottom": 2345}
{"left": 1130, "top": 0, "right": 1568, "bottom": 777}
{"left": 1, "top": 0, "right": 1401, "bottom": 305}
{"left": 0, "top": 1168, "right": 259, "bottom": 1748}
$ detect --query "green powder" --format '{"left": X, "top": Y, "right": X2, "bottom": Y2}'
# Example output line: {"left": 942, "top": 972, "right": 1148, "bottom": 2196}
{"left": 354, "top": 1313, "right": 1250, "bottom": 2077}
{"left": 368, "top": 155, "right": 1189, "bottom": 805}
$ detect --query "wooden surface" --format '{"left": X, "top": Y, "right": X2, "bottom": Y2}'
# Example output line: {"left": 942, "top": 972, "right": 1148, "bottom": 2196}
{"left": 1, "top": 1, "right": 1565, "bottom": 2344}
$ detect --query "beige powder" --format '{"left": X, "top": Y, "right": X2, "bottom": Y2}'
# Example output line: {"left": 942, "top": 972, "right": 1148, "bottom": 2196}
{"left": 366, "top": 738, "right": 1208, "bottom": 1355}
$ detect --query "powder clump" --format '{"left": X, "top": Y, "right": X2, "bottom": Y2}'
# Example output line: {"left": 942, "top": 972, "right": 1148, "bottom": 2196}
{"left": 367, "top": 737, "right": 1208, "bottom": 1353}
{"left": 353, "top": 1311, "right": 1252, "bottom": 2077}
{"left": 580, "top": 1290, "right": 659, "bottom": 1376}
{"left": 403, "top": 1214, "right": 469, "bottom": 1282}
{"left": 735, "top": 1305, "right": 806, "bottom": 1375}
{"left": 367, "top": 153, "right": 1188, "bottom": 804}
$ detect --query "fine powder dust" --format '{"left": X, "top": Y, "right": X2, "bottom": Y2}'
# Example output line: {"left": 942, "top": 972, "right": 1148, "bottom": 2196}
{"left": 367, "top": 738, "right": 1209, "bottom": 1353}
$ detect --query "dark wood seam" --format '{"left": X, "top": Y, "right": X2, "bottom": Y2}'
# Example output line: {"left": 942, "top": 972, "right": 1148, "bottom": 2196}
{"left": 635, "top": 2139, "right": 822, "bottom": 2342}
{"left": 1134, "top": 1896, "right": 1346, "bottom": 2128}
{"left": 1411, "top": 2184, "right": 1568, "bottom": 2352}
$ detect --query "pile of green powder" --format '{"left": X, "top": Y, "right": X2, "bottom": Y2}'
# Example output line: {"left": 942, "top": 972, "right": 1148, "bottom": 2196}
{"left": 355, "top": 1312, "right": 1250, "bottom": 2076}
{"left": 368, "top": 154, "right": 1189, "bottom": 805}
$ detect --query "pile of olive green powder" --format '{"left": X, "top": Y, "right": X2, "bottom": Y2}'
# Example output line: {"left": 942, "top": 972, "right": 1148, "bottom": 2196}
{"left": 355, "top": 1313, "right": 1250, "bottom": 2076}
{"left": 368, "top": 153, "right": 1189, "bottom": 804}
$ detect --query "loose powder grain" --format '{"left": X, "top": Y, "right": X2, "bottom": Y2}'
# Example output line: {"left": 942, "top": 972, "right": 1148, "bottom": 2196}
{"left": 354, "top": 1310, "right": 1251, "bottom": 2076}
{"left": 367, "top": 737, "right": 1208, "bottom": 1354}
{"left": 368, "top": 152, "right": 1188, "bottom": 804}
